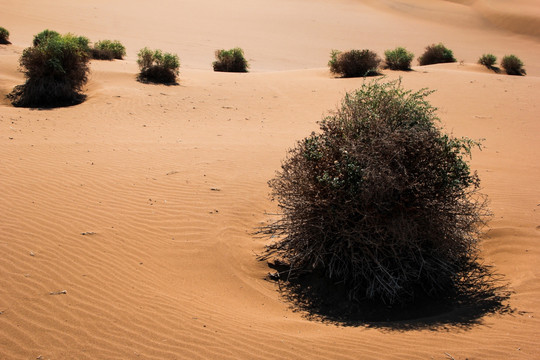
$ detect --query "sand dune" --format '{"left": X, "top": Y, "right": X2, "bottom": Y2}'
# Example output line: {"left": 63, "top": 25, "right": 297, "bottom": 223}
{"left": 1, "top": 0, "right": 540, "bottom": 359}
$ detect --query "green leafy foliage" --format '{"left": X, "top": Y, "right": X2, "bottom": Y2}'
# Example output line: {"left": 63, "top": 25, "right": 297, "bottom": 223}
{"left": 0, "top": 26, "right": 10, "bottom": 44}
{"left": 328, "top": 49, "right": 381, "bottom": 77}
{"left": 478, "top": 53, "right": 497, "bottom": 68}
{"left": 212, "top": 48, "right": 249, "bottom": 72}
{"left": 501, "top": 54, "right": 526, "bottom": 75}
{"left": 418, "top": 43, "right": 456, "bottom": 66}
{"left": 8, "top": 31, "right": 91, "bottom": 107}
{"left": 384, "top": 47, "right": 414, "bottom": 70}
{"left": 137, "top": 47, "right": 180, "bottom": 84}
{"left": 91, "top": 39, "right": 126, "bottom": 60}
{"left": 261, "top": 79, "right": 490, "bottom": 306}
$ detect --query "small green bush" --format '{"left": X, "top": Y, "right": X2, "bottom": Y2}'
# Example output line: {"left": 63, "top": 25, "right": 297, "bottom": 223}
{"left": 501, "top": 55, "right": 526, "bottom": 75}
{"left": 384, "top": 47, "right": 414, "bottom": 70}
{"left": 137, "top": 47, "right": 180, "bottom": 84}
{"left": 328, "top": 49, "right": 381, "bottom": 77}
{"left": 91, "top": 40, "right": 126, "bottom": 60}
{"left": 478, "top": 54, "right": 497, "bottom": 69}
{"left": 418, "top": 43, "right": 456, "bottom": 66}
{"left": 8, "top": 31, "right": 91, "bottom": 107}
{"left": 32, "top": 29, "right": 61, "bottom": 47}
{"left": 0, "top": 26, "right": 10, "bottom": 44}
{"left": 212, "top": 48, "right": 249, "bottom": 72}
{"left": 261, "top": 79, "right": 489, "bottom": 306}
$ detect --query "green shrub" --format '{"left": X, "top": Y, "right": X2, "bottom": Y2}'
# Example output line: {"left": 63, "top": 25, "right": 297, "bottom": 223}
{"left": 137, "top": 47, "right": 180, "bottom": 84}
{"left": 384, "top": 47, "right": 414, "bottom": 70}
{"left": 0, "top": 26, "right": 10, "bottom": 44}
{"left": 478, "top": 53, "right": 497, "bottom": 69}
{"left": 261, "top": 79, "right": 489, "bottom": 306}
{"left": 32, "top": 29, "right": 61, "bottom": 47}
{"left": 91, "top": 39, "right": 126, "bottom": 60}
{"left": 501, "top": 55, "right": 526, "bottom": 75}
{"left": 8, "top": 31, "right": 91, "bottom": 108}
{"left": 212, "top": 48, "right": 249, "bottom": 72}
{"left": 328, "top": 49, "right": 381, "bottom": 77}
{"left": 418, "top": 43, "right": 456, "bottom": 66}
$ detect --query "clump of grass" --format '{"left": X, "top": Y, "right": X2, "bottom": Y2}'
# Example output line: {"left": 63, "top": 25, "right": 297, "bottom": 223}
{"left": 384, "top": 47, "right": 414, "bottom": 71}
{"left": 8, "top": 31, "right": 91, "bottom": 108}
{"left": 212, "top": 48, "right": 249, "bottom": 72}
{"left": 137, "top": 47, "right": 180, "bottom": 84}
{"left": 501, "top": 55, "right": 526, "bottom": 76}
{"left": 418, "top": 43, "right": 456, "bottom": 66}
{"left": 328, "top": 49, "right": 381, "bottom": 77}
{"left": 478, "top": 54, "right": 497, "bottom": 69}
{"left": 0, "top": 26, "right": 11, "bottom": 45}
{"left": 260, "top": 79, "right": 490, "bottom": 306}
{"left": 91, "top": 40, "right": 126, "bottom": 60}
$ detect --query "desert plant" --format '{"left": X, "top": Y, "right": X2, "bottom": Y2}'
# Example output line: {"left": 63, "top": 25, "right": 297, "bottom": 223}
{"left": 212, "top": 47, "right": 249, "bottom": 72}
{"left": 32, "top": 29, "right": 61, "bottom": 47}
{"left": 384, "top": 47, "right": 414, "bottom": 70}
{"left": 8, "top": 31, "right": 91, "bottom": 107}
{"left": 418, "top": 43, "right": 456, "bottom": 66}
{"left": 137, "top": 47, "right": 180, "bottom": 84}
{"left": 261, "top": 79, "right": 489, "bottom": 306}
{"left": 91, "top": 39, "right": 126, "bottom": 60}
{"left": 478, "top": 53, "right": 497, "bottom": 69}
{"left": 328, "top": 49, "right": 381, "bottom": 77}
{"left": 501, "top": 55, "right": 526, "bottom": 75}
{"left": 0, "top": 26, "right": 10, "bottom": 44}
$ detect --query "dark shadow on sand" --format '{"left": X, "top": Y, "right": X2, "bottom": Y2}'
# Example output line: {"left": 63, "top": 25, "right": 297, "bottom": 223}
{"left": 266, "top": 261, "right": 512, "bottom": 331}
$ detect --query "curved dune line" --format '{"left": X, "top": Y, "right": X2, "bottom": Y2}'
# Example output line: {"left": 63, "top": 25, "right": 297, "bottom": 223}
{"left": 472, "top": 0, "right": 540, "bottom": 38}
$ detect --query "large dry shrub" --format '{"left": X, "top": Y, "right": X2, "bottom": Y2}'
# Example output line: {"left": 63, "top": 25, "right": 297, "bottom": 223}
{"left": 328, "top": 49, "right": 381, "bottom": 78}
{"left": 261, "top": 80, "right": 490, "bottom": 306}
{"left": 8, "top": 31, "right": 90, "bottom": 107}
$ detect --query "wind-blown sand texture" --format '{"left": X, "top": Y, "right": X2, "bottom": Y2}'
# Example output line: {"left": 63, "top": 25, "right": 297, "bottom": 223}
{"left": 1, "top": 0, "right": 539, "bottom": 359}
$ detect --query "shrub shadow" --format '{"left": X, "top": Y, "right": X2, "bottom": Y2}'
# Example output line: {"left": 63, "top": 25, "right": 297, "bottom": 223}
{"left": 266, "top": 260, "right": 512, "bottom": 331}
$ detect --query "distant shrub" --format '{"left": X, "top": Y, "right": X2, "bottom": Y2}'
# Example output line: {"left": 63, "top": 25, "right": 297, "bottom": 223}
{"left": 212, "top": 48, "right": 249, "bottom": 72}
{"left": 478, "top": 54, "right": 497, "bottom": 69}
{"left": 91, "top": 40, "right": 126, "bottom": 60}
{"left": 501, "top": 55, "right": 526, "bottom": 75}
{"left": 8, "top": 31, "right": 91, "bottom": 108}
{"left": 418, "top": 43, "right": 456, "bottom": 66}
{"left": 0, "top": 26, "right": 10, "bottom": 44}
{"left": 329, "top": 49, "right": 381, "bottom": 77}
{"left": 137, "top": 47, "right": 180, "bottom": 84}
{"left": 32, "top": 29, "right": 61, "bottom": 47}
{"left": 384, "top": 47, "right": 414, "bottom": 70}
{"left": 261, "top": 79, "right": 489, "bottom": 306}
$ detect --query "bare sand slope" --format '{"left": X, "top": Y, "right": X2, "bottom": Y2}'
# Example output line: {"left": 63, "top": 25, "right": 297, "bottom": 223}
{"left": 1, "top": 1, "right": 540, "bottom": 359}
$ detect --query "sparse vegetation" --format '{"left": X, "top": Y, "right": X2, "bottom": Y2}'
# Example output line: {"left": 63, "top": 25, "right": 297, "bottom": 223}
{"left": 0, "top": 26, "right": 11, "bottom": 44}
{"left": 418, "top": 43, "right": 456, "bottom": 66}
{"left": 478, "top": 53, "right": 497, "bottom": 69}
{"left": 137, "top": 47, "right": 180, "bottom": 84}
{"left": 91, "top": 40, "right": 126, "bottom": 60}
{"left": 212, "top": 48, "right": 249, "bottom": 72}
{"left": 261, "top": 79, "right": 489, "bottom": 306}
{"left": 384, "top": 47, "right": 414, "bottom": 70}
{"left": 501, "top": 55, "right": 526, "bottom": 76}
{"left": 8, "top": 31, "right": 91, "bottom": 108}
{"left": 328, "top": 49, "right": 381, "bottom": 77}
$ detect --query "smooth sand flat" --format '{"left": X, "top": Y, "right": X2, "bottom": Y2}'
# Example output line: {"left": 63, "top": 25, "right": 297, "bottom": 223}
{"left": 1, "top": 1, "right": 539, "bottom": 359}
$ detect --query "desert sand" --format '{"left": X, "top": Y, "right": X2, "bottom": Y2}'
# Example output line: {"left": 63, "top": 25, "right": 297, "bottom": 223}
{"left": 1, "top": 0, "right": 539, "bottom": 359}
